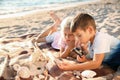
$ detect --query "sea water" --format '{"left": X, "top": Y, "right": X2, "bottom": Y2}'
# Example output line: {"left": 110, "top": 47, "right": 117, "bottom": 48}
{"left": 0, "top": 0, "right": 95, "bottom": 17}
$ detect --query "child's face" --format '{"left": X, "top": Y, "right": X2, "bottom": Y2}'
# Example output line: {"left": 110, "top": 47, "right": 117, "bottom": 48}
{"left": 73, "top": 27, "right": 91, "bottom": 45}
{"left": 63, "top": 27, "right": 75, "bottom": 42}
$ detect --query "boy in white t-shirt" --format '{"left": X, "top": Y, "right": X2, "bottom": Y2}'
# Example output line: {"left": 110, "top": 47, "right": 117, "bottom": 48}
{"left": 57, "top": 13, "right": 120, "bottom": 71}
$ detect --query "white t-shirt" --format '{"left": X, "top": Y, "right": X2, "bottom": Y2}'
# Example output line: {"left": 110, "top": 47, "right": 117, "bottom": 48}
{"left": 88, "top": 31, "right": 120, "bottom": 61}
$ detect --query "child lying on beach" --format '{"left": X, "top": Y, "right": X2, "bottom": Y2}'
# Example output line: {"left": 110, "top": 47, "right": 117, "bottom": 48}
{"left": 34, "top": 12, "right": 61, "bottom": 50}
{"left": 57, "top": 13, "right": 120, "bottom": 71}
{"left": 34, "top": 12, "right": 82, "bottom": 58}
{"left": 59, "top": 16, "right": 80, "bottom": 58}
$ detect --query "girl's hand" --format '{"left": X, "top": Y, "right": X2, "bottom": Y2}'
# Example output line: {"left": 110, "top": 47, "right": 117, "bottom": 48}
{"left": 77, "top": 55, "right": 87, "bottom": 63}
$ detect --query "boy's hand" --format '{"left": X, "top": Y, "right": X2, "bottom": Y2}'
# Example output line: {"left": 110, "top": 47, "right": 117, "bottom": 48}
{"left": 56, "top": 60, "right": 74, "bottom": 70}
{"left": 77, "top": 55, "right": 87, "bottom": 63}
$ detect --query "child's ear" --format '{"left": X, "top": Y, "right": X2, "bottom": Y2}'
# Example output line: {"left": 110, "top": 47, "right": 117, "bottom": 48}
{"left": 87, "top": 26, "right": 93, "bottom": 33}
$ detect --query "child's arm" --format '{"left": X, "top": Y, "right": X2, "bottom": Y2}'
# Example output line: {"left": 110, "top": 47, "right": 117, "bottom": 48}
{"left": 60, "top": 46, "right": 72, "bottom": 58}
{"left": 60, "top": 40, "right": 75, "bottom": 58}
{"left": 57, "top": 53, "right": 104, "bottom": 71}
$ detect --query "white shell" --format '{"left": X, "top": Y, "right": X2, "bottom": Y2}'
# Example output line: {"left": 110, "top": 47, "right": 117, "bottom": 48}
{"left": 13, "top": 64, "right": 20, "bottom": 71}
{"left": 81, "top": 70, "right": 96, "bottom": 78}
{"left": 17, "top": 67, "right": 31, "bottom": 78}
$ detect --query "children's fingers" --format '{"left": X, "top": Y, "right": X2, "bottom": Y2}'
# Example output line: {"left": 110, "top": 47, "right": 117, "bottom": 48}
{"left": 77, "top": 55, "right": 81, "bottom": 60}
{"left": 57, "top": 62, "right": 67, "bottom": 70}
{"left": 77, "top": 55, "right": 85, "bottom": 62}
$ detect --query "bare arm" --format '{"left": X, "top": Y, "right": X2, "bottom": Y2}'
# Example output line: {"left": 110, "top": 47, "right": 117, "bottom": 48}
{"left": 57, "top": 53, "right": 104, "bottom": 71}
{"left": 60, "top": 40, "right": 75, "bottom": 58}
{"left": 60, "top": 46, "right": 72, "bottom": 58}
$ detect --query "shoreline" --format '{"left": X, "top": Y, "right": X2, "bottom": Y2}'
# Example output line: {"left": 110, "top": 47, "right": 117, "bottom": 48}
{"left": 0, "top": 0, "right": 100, "bottom": 19}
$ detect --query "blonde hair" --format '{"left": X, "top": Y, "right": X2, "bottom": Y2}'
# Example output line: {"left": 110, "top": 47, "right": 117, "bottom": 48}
{"left": 60, "top": 16, "right": 73, "bottom": 31}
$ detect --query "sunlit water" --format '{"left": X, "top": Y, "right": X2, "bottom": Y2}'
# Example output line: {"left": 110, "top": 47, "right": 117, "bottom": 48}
{"left": 0, "top": 0, "right": 94, "bottom": 16}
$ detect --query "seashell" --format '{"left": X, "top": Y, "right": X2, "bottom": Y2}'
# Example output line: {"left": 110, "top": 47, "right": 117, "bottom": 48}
{"left": 81, "top": 70, "right": 96, "bottom": 78}
{"left": 17, "top": 66, "right": 31, "bottom": 78}
{"left": 13, "top": 64, "right": 20, "bottom": 71}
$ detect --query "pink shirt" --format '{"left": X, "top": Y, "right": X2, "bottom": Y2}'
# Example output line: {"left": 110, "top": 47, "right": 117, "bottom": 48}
{"left": 58, "top": 38, "right": 67, "bottom": 49}
{"left": 52, "top": 31, "right": 80, "bottom": 50}
{"left": 51, "top": 31, "right": 61, "bottom": 49}
{"left": 58, "top": 37, "right": 80, "bottom": 49}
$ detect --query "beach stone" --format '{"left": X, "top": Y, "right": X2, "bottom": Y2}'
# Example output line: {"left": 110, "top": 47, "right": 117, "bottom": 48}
{"left": 57, "top": 72, "right": 80, "bottom": 80}
{"left": 17, "top": 66, "right": 31, "bottom": 78}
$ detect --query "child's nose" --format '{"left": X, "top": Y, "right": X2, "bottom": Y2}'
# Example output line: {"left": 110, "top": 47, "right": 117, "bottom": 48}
{"left": 75, "top": 36, "right": 79, "bottom": 41}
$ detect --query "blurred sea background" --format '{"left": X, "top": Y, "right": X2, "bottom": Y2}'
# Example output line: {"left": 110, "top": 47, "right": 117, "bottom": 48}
{"left": 0, "top": 0, "right": 119, "bottom": 39}
{"left": 0, "top": 0, "right": 95, "bottom": 16}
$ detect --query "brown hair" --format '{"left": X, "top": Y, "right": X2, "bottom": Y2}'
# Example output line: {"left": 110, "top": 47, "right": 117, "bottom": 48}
{"left": 71, "top": 13, "right": 96, "bottom": 32}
